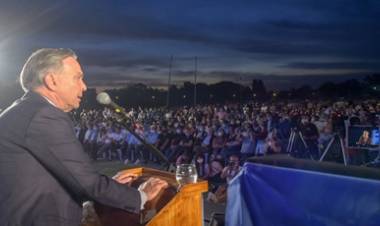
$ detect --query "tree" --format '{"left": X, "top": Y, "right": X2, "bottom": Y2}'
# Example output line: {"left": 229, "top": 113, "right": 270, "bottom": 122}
{"left": 365, "top": 74, "right": 380, "bottom": 85}
{"left": 251, "top": 79, "right": 267, "bottom": 101}
{"left": 364, "top": 74, "right": 380, "bottom": 96}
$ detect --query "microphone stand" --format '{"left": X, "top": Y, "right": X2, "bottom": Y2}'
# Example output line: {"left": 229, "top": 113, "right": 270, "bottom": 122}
{"left": 108, "top": 107, "right": 172, "bottom": 171}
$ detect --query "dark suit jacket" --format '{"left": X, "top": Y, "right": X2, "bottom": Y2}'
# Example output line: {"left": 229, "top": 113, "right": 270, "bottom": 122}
{"left": 0, "top": 92, "right": 141, "bottom": 226}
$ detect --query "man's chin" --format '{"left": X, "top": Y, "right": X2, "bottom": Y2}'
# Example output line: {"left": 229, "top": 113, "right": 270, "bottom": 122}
{"left": 65, "top": 104, "right": 80, "bottom": 112}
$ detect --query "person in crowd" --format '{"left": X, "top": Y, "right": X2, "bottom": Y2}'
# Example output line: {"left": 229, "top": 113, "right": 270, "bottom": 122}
{"left": 201, "top": 126, "right": 214, "bottom": 152}
{"left": 193, "top": 123, "right": 207, "bottom": 147}
{"left": 97, "top": 126, "right": 114, "bottom": 160}
{"left": 211, "top": 129, "right": 226, "bottom": 162}
{"left": 357, "top": 130, "right": 371, "bottom": 146}
{"left": 178, "top": 127, "right": 194, "bottom": 158}
{"left": 221, "top": 154, "right": 242, "bottom": 183}
{"left": 129, "top": 123, "right": 144, "bottom": 164}
{"left": 119, "top": 126, "right": 129, "bottom": 163}
{"left": 318, "top": 124, "right": 334, "bottom": 152}
{"left": 111, "top": 126, "right": 124, "bottom": 161}
{"left": 164, "top": 127, "right": 182, "bottom": 163}
{"left": 253, "top": 120, "right": 268, "bottom": 156}
{"left": 157, "top": 125, "right": 171, "bottom": 154}
{"left": 87, "top": 123, "right": 99, "bottom": 160}
{"left": 240, "top": 129, "right": 255, "bottom": 160}
{"left": 264, "top": 128, "right": 283, "bottom": 155}
{"left": 144, "top": 124, "right": 160, "bottom": 163}
{"left": 206, "top": 159, "right": 226, "bottom": 203}
{"left": 299, "top": 115, "right": 320, "bottom": 160}
{"left": 222, "top": 127, "right": 242, "bottom": 159}
{"left": 206, "top": 159, "right": 225, "bottom": 191}
{"left": 95, "top": 127, "right": 108, "bottom": 159}
{"left": 193, "top": 152, "right": 210, "bottom": 179}
{"left": 175, "top": 150, "right": 192, "bottom": 166}
{"left": 209, "top": 153, "right": 242, "bottom": 203}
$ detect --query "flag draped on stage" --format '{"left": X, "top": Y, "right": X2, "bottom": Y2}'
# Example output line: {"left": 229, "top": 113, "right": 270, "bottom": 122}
{"left": 226, "top": 162, "right": 380, "bottom": 226}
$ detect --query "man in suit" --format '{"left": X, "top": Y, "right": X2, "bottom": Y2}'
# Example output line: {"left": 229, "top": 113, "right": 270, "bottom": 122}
{"left": 0, "top": 48, "right": 168, "bottom": 226}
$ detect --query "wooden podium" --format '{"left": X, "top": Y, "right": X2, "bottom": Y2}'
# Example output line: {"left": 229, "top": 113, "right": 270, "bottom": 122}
{"left": 82, "top": 167, "right": 208, "bottom": 226}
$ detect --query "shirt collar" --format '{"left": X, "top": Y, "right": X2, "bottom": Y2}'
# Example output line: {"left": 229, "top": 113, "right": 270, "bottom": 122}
{"left": 41, "top": 95, "right": 58, "bottom": 108}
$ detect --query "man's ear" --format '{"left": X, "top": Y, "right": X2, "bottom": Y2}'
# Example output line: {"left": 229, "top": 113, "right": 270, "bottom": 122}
{"left": 43, "top": 73, "right": 58, "bottom": 91}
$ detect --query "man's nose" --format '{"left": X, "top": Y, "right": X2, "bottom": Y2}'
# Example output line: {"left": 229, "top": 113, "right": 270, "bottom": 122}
{"left": 81, "top": 79, "right": 87, "bottom": 92}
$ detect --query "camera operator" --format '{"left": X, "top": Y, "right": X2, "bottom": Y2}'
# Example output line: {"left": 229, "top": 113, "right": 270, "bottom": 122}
{"left": 331, "top": 111, "right": 347, "bottom": 137}
{"left": 299, "top": 115, "right": 320, "bottom": 160}
{"left": 221, "top": 154, "right": 242, "bottom": 183}
{"left": 207, "top": 155, "right": 241, "bottom": 204}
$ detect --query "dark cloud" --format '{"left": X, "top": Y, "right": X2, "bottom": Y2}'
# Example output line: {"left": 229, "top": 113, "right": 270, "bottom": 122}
{"left": 78, "top": 50, "right": 170, "bottom": 69}
{"left": 85, "top": 73, "right": 166, "bottom": 88}
{"left": 244, "top": 73, "right": 370, "bottom": 90}
{"left": 231, "top": 18, "right": 380, "bottom": 59}
{"left": 200, "top": 70, "right": 369, "bottom": 82}
{"left": 142, "top": 66, "right": 160, "bottom": 72}
{"left": 149, "top": 70, "right": 370, "bottom": 89}
{"left": 280, "top": 62, "right": 380, "bottom": 71}
{"left": 0, "top": 0, "right": 379, "bottom": 90}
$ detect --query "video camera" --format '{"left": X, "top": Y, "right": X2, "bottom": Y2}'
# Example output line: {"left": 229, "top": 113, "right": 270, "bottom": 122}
{"left": 228, "top": 160, "right": 239, "bottom": 168}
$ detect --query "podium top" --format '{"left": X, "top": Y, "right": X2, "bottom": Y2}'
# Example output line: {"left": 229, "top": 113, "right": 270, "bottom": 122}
{"left": 84, "top": 167, "right": 208, "bottom": 226}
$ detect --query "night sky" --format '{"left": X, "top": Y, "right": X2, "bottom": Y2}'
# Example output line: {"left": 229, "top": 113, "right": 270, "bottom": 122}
{"left": 0, "top": 0, "right": 379, "bottom": 90}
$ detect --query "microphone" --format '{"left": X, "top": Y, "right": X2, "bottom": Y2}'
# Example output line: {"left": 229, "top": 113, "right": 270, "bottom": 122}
{"left": 96, "top": 92, "right": 126, "bottom": 114}
{"left": 95, "top": 92, "right": 170, "bottom": 168}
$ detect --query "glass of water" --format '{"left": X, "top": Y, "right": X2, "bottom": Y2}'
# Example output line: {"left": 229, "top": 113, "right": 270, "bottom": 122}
{"left": 175, "top": 164, "right": 198, "bottom": 190}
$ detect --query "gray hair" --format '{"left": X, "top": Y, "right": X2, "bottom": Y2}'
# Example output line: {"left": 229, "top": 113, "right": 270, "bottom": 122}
{"left": 20, "top": 48, "right": 77, "bottom": 92}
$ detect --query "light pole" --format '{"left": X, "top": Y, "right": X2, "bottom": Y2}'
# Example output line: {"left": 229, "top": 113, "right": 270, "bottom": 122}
{"left": 194, "top": 56, "right": 198, "bottom": 106}
{"left": 166, "top": 56, "right": 173, "bottom": 108}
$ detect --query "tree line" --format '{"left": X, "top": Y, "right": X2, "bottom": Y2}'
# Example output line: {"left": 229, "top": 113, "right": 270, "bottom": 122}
{"left": 0, "top": 74, "right": 379, "bottom": 110}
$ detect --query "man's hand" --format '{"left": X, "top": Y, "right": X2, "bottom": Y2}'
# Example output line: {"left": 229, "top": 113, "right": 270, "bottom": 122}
{"left": 138, "top": 177, "right": 168, "bottom": 201}
{"left": 112, "top": 172, "right": 138, "bottom": 184}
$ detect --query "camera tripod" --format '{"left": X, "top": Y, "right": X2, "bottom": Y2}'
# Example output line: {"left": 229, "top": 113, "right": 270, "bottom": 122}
{"left": 287, "top": 129, "right": 315, "bottom": 160}
{"left": 319, "top": 133, "right": 348, "bottom": 166}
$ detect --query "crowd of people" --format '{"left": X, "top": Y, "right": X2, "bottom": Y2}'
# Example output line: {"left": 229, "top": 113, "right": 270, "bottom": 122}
{"left": 72, "top": 99, "right": 380, "bottom": 202}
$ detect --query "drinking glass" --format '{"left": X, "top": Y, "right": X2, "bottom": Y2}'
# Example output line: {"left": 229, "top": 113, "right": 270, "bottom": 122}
{"left": 175, "top": 164, "right": 198, "bottom": 190}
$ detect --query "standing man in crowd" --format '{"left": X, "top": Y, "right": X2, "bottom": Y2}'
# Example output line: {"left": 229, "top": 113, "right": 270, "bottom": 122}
{"left": 300, "top": 115, "right": 320, "bottom": 160}
{"left": 0, "top": 48, "right": 167, "bottom": 226}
